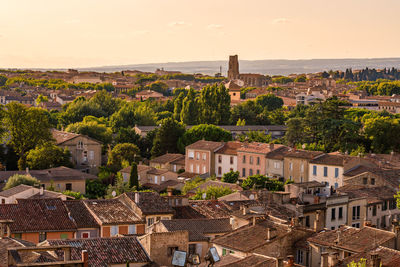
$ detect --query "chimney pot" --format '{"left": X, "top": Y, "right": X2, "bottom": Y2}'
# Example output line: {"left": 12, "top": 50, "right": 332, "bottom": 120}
{"left": 82, "top": 250, "right": 88, "bottom": 267}
{"left": 370, "top": 252, "right": 381, "bottom": 267}
{"left": 287, "top": 255, "right": 294, "bottom": 267}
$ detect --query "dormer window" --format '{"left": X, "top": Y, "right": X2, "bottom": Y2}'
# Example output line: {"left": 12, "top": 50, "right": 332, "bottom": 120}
{"left": 77, "top": 141, "right": 84, "bottom": 149}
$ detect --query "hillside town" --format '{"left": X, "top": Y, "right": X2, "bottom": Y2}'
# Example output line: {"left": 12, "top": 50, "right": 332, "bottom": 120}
{"left": 0, "top": 53, "right": 400, "bottom": 267}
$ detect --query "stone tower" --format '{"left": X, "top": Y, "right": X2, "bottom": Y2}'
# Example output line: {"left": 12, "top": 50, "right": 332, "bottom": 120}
{"left": 228, "top": 55, "right": 239, "bottom": 80}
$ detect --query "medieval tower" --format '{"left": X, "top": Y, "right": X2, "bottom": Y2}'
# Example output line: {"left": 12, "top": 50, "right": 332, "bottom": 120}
{"left": 228, "top": 55, "right": 239, "bottom": 80}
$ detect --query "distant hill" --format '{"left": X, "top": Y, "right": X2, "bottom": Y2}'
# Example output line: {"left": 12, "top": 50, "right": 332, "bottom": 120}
{"left": 68, "top": 58, "right": 400, "bottom": 76}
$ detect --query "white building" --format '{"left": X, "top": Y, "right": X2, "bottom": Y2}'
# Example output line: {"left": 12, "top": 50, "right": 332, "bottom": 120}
{"left": 325, "top": 195, "right": 349, "bottom": 230}
{"left": 214, "top": 142, "right": 242, "bottom": 178}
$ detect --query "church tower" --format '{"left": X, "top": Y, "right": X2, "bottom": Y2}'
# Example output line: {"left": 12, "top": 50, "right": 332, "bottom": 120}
{"left": 228, "top": 55, "right": 239, "bottom": 80}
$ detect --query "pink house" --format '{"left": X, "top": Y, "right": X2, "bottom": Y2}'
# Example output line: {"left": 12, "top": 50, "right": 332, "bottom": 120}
{"left": 185, "top": 140, "right": 224, "bottom": 176}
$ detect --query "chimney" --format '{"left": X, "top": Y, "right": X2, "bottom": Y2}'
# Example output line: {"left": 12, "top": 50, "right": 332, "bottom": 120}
{"left": 241, "top": 205, "right": 248, "bottom": 215}
{"left": 39, "top": 186, "right": 44, "bottom": 196}
{"left": 276, "top": 257, "right": 283, "bottom": 267}
{"left": 82, "top": 250, "right": 88, "bottom": 267}
{"left": 320, "top": 252, "right": 329, "bottom": 267}
{"left": 167, "top": 187, "right": 173, "bottom": 197}
{"left": 314, "top": 210, "right": 321, "bottom": 231}
{"left": 269, "top": 143, "right": 274, "bottom": 150}
{"left": 394, "top": 225, "right": 400, "bottom": 250}
{"left": 135, "top": 192, "right": 139, "bottom": 203}
{"left": 25, "top": 167, "right": 29, "bottom": 174}
{"left": 286, "top": 255, "right": 294, "bottom": 267}
{"left": 370, "top": 252, "right": 381, "bottom": 267}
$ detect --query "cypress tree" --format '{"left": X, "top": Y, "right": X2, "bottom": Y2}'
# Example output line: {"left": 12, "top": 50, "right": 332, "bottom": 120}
{"left": 129, "top": 162, "right": 139, "bottom": 189}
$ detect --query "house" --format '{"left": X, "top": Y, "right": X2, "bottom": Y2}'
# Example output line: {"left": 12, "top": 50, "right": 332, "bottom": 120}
{"left": 237, "top": 143, "right": 282, "bottom": 178}
{"left": 339, "top": 246, "right": 400, "bottom": 267}
{"left": 84, "top": 199, "right": 145, "bottom": 237}
{"left": 283, "top": 149, "right": 323, "bottom": 183}
{"left": 135, "top": 90, "right": 163, "bottom": 100}
{"left": 337, "top": 184, "right": 399, "bottom": 230}
{"left": 215, "top": 141, "right": 242, "bottom": 178}
{"left": 52, "top": 129, "right": 102, "bottom": 174}
{"left": 225, "top": 81, "right": 242, "bottom": 102}
{"left": 55, "top": 94, "right": 76, "bottom": 105}
{"left": 149, "top": 153, "right": 185, "bottom": 172}
{"left": 45, "top": 236, "right": 152, "bottom": 267}
{"left": 307, "top": 225, "right": 400, "bottom": 267}
{"left": 64, "top": 200, "right": 100, "bottom": 239}
{"left": 0, "top": 166, "right": 96, "bottom": 194}
{"left": 146, "top": 168, "right": 178, "bottom": 185}
{"left": 0, "top": 184, "right": 70, "bottom": 204}
{"left": 120, "top": 164, "right": 153, "bottom": 184}
{"left": 0, "top": 198, "right": 77, "bottom": 243}
{"left": 152, "top": 218, "right": 232, "bottom": 258}
{"left": 265, "top": 146, "right": 291, "bottom": 179}
{"left": 308, "top": 153, "right": 361, "bottom": 195}
{"left": 139, "top": 231, "right": 189, "bottom": 267}
{"left": 118, "top": 192, "right": 175, "bottom": 232}
{"left": 185, "top": 140, "right": 224, "bottom": 175}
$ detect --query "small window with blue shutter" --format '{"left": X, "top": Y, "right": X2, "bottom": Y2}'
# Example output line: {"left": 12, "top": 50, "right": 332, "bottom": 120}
{"left": 335, "top": 168, "right": 339, "bottom": 178}
{"left": 313, "top": 165, "right": 317, "bottom": 175}
{"left": 323, "top": 167, "right": 328, "bottom": 177}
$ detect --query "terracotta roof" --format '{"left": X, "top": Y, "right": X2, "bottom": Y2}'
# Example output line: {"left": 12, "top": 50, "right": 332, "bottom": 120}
{"left": 0, "top": 166, "right": 97, "bottom": 183}
{"left": 343, "top": 165, "right": 400, "bottom": 189}
{"left": 142, "top": 180, "right": 184, "bottom": 193}
{"left": 225, "top": 81, "right": 242, "bottom": 91}
{"left": 218, "top": 255, "right": 276, "bottom": 267}
{"left": 310, "top": 153, "right": 351, "bottom": 166}
{"left": 212, "top": 220, "right": 291, "bottom": 252}
{"left": 186, "top": 140, "right": 224, "bottom": 151}
{"left": 178, "top": 172, "right": 198, "bottom": 179}
{"left": 51, "top": 129, "right": 101, "bottom": 145}
{"left": 46, "top": 237, "right": 151, "bottom": 266}
{"left": 336, "top": 184, "right": 396, "bottom": 204}
{"left": 307, "top": 226, "right": 395, "bottom": 253}
{"left": 285, "top": 149, "right": 323, "bottom": 159}
{"left": 125, "top": 192, "right": 174, "bottom": 215}
{"left": 0, "top": 198, "right": 77, "bottom": 233}
{"left": 266, "top": 146, "right": 291, "bottom": 160}
{"left": 218, "top": 190, "right": 258, "bottom": 201}
{"left": 215, "top": 141, "right": 243, "bottom": 155}
{"left": 64, "top": 200, "right": 100, "bottom": 229}
{"left": 160, "top": 218, "right": 232, "bottom": 241}
{"left": 0, "top": 184, "right": 33, "bottom": 197}
{"left": 150, "top": 153, "right": 184, "bottom": 164}
{"left": 85, "top": 199, "right": 142, "bottom": 225}
{"left": 238, "top": 143, "right": 283, "bottom": 154}
{"left": 339, "top": 246, "right": 400, "bottom": 267}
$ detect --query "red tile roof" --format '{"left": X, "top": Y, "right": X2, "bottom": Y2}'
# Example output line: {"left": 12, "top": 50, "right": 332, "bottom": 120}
{"left": 64, "top": 200, "right": 99, "bottom": 229}
{"left": 125, "top": 192, "right": 175, "bottom": 215}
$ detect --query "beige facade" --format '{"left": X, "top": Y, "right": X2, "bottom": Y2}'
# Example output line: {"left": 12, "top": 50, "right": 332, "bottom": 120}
{"left": 42, "top": 180, "right": 86, "bottom": 194}
{"left": 284, "top": 157, "right": 310, "bottom": 183}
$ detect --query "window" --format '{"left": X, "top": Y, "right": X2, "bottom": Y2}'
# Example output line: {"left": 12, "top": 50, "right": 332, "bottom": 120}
{"left": 323, "top": 167, "right": 328, "bottom": 177}
{"left": 154, "top": 176, "right": 158, "bottom": 184}
{"left": 305, "top": 216, "right": 310, "bottom": 227}
{"left": 242, "top": 155, "right": 246, "bottom": 163}
{"left": 60, "top": 233, "right": 68, "bottom": 239}
{"left": 14, "top": 233, "right": 22, "bottom": 239}
{"left": 390, "top": 199, "right": 397, "bottom": 210}
{"left": 202, "top": 153, "right": 206, "bottom": 160}
{"left": 77, "top": 141, "right": 83, "bottom": 149}
{"left": 196, "top": 165, "right": 200, "bottom": 173}
{"left": 222, "top": 248, "right": 227, "bottom": 256}
{"left": 218, "top": 167, "right": 222, "bottom": 175}
{"left": 196, "top": 153, "right": 200, "bottom": 160}
{"left": 218, "top": 155, "right": 222, "bottom": 163}
{"left": 371, "top": 178, "right": 375, "bottom": 185}
{"left": 111, "top": 226, "right": 118, "bottom": 236}
{"left": 66, "top": 183, "right": 72, "bottom": 191}
{"left": 382, "top": 201, "right": 388, "bottom": 211}
{"left": 339, "top": 207, "right": 343, "bottom": 219}
{"left": 39, "top": 232, "right": 47, "bottom": 242}
{"left": 256, "top": 170, "right": 260, "bottom": 175}
{"left": 147, "top": 218, "right": 154, "bottom": 226}
{"left": 250, "top": 156, "right": 253, "bottom": 164}
{"left": 249, "top": 169, "right": 253, "bottom": 176}
{"left": 129, "top": 225, "right": 136, "bottom": 234}
{"left": 89, "top": 150, "right": 94, "bottom": 160}
{"left": 189, "top": 244, "right": 196, "bottom": 255}
{"left": 289, "top": 162, "right": 293, "bottom": 171}
{"left": 334, "top": 168, "right": 339, "bottom": 178}
{"left": 203, "top": 166, "right": 206, "bottom": 173}
{"left": 230, "top": 156, "right": 234, "bottom": 165}
{"left": 313, "top": 165, "right": 317, "bottom": 175}
{"left": 300, "top": 164, "right": 304, "bottom": 173}
{"left": 82, "top": 232, "right": 90, "bottom": 239}
{"left": 331, "top": 227, "right": 335, "bottom": 230}
{"left": 373, "top": 205, "right": 377, "bottom": 216}
{"left": 161, "top": 176, "right": 165, "bottom": 182}
{"left": 188, "top": 151, "right": 194, "bottom": 159}
{"left": 242, "top": 168, "right": 246, "bottom": 177}
{"left": 334, "top": 183, "right": 338, "bottom": 189}
{"left": 352, "top": 206, "right": 360, "bottom": 220}
{"left": 1, "top": 199, "right": 5, "bottom": 204}
{"left": 331, "top": 208, "right": 336, "bottom": 221}
{"left": 190, "top": 164, "right": 194, "bottom": 172}
{"left": 296, "top": 250, "right": 304, "bottom": 264}
{"left": 363, "top": 178, "right": 368, "bottom": 185}
{"left": 352, "top": 223, "right": 360, "bottom": 228}
{"left": 274, "top": 162, "right": 280, "bottom": 169}
{"left": 256, "top": 157, "right": 260, "bottom": 165}
{"left": 168, "top": 246, "right": 178, "bottom": 257}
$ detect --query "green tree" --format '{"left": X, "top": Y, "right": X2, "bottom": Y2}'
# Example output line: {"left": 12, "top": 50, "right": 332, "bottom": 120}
{"left": 89, "top": 90, "right": 121, "bottom": 116}
{"left": 198, "top": 83, "right": 231, "bottom": 125}
{"left": 129, "top": 162, "right": 139, "bottom": 189}
{"left": 180, "top": 88, "right": 199, "bottom": 124}
{"left": 66, "top": 119, "right": 112, "bottom": 146}
{"left": 178, "top": 124, "right": 232, "bottom": 151}
{"left": 255, "top": 94, "right": 284, "bottom": 111}
{"left": 62, "top": 190, "right": 84, "bottom": 199}
{"left": 108, "top": 143, "right": 140, "bottom": 170}
{"left": 0, "top": 75, "right": 7, "bottom": 86}
{"left": 173, "top": 92, "right": 185, "bottom": 121}
{"left": 85, "top": 178, "right": 108, "bottom": 199}
{"left": 294, "top": 75, "right": 307, "bottom": 82}
{"left": 182, "top": 177, "right": 204, "bottom": 195}
{"left": 26, "top": 142, "right": 72, "bottom": 169}
{"left": 222, "top": 171, "right": 239, "bottom": 183}
{"left": 191, "top": 186, "right": 233, "bottom": 200}
{"left": 238, "top": 131, "right": 271, "bottom": 143}
{"left": 241, "top": 174, "right": 268, "bottom": 190}
{"left": 151, "top": 118, "right": 185, "bottom": 157}
{"left": 105, "top": 173, "right": 134, "bottom": 198}
{"left": 59, "top": 97, "right": 106, "bottom": 126}
{"left": 35, "top": 94, "right": 48, "bottom": 106}
{"left": 3, "top": 174, "right": 40, "bottom": 190}
{"left": 4, "top": 103, "right": 52, "bottom": 169}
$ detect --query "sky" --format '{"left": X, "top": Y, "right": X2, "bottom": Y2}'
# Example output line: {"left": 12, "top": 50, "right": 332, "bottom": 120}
{"left": 1, "top": 0, "right": 400, "bottom": 68}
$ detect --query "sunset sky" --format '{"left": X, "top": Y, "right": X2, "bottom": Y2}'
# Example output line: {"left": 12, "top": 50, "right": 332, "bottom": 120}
{"left": 1, "top": 0, "right": 400, "bottom": 68}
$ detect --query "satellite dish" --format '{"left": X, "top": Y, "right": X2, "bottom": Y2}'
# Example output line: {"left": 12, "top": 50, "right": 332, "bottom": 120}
{"left": 172, "top": 250, "right": 187, "bottom": 267}
{"left": 204, "top": 247, "right": 220, "bottom": 265}
{"left": 111, "top": 191, "right": 116, "bottom": 197}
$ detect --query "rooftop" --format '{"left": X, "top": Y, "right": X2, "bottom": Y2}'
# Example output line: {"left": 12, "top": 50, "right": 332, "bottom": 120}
{"left": 64, "top": 200, "right": 100, "bottom": 229}
{"left": 125, "top": 192, "right": 174, "bottom": 215}
{"left": 186, "top": 140, "right": 224, "bottom": 151}
{"left": 150, "top": 153, "right": 184, "bottom": 164}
